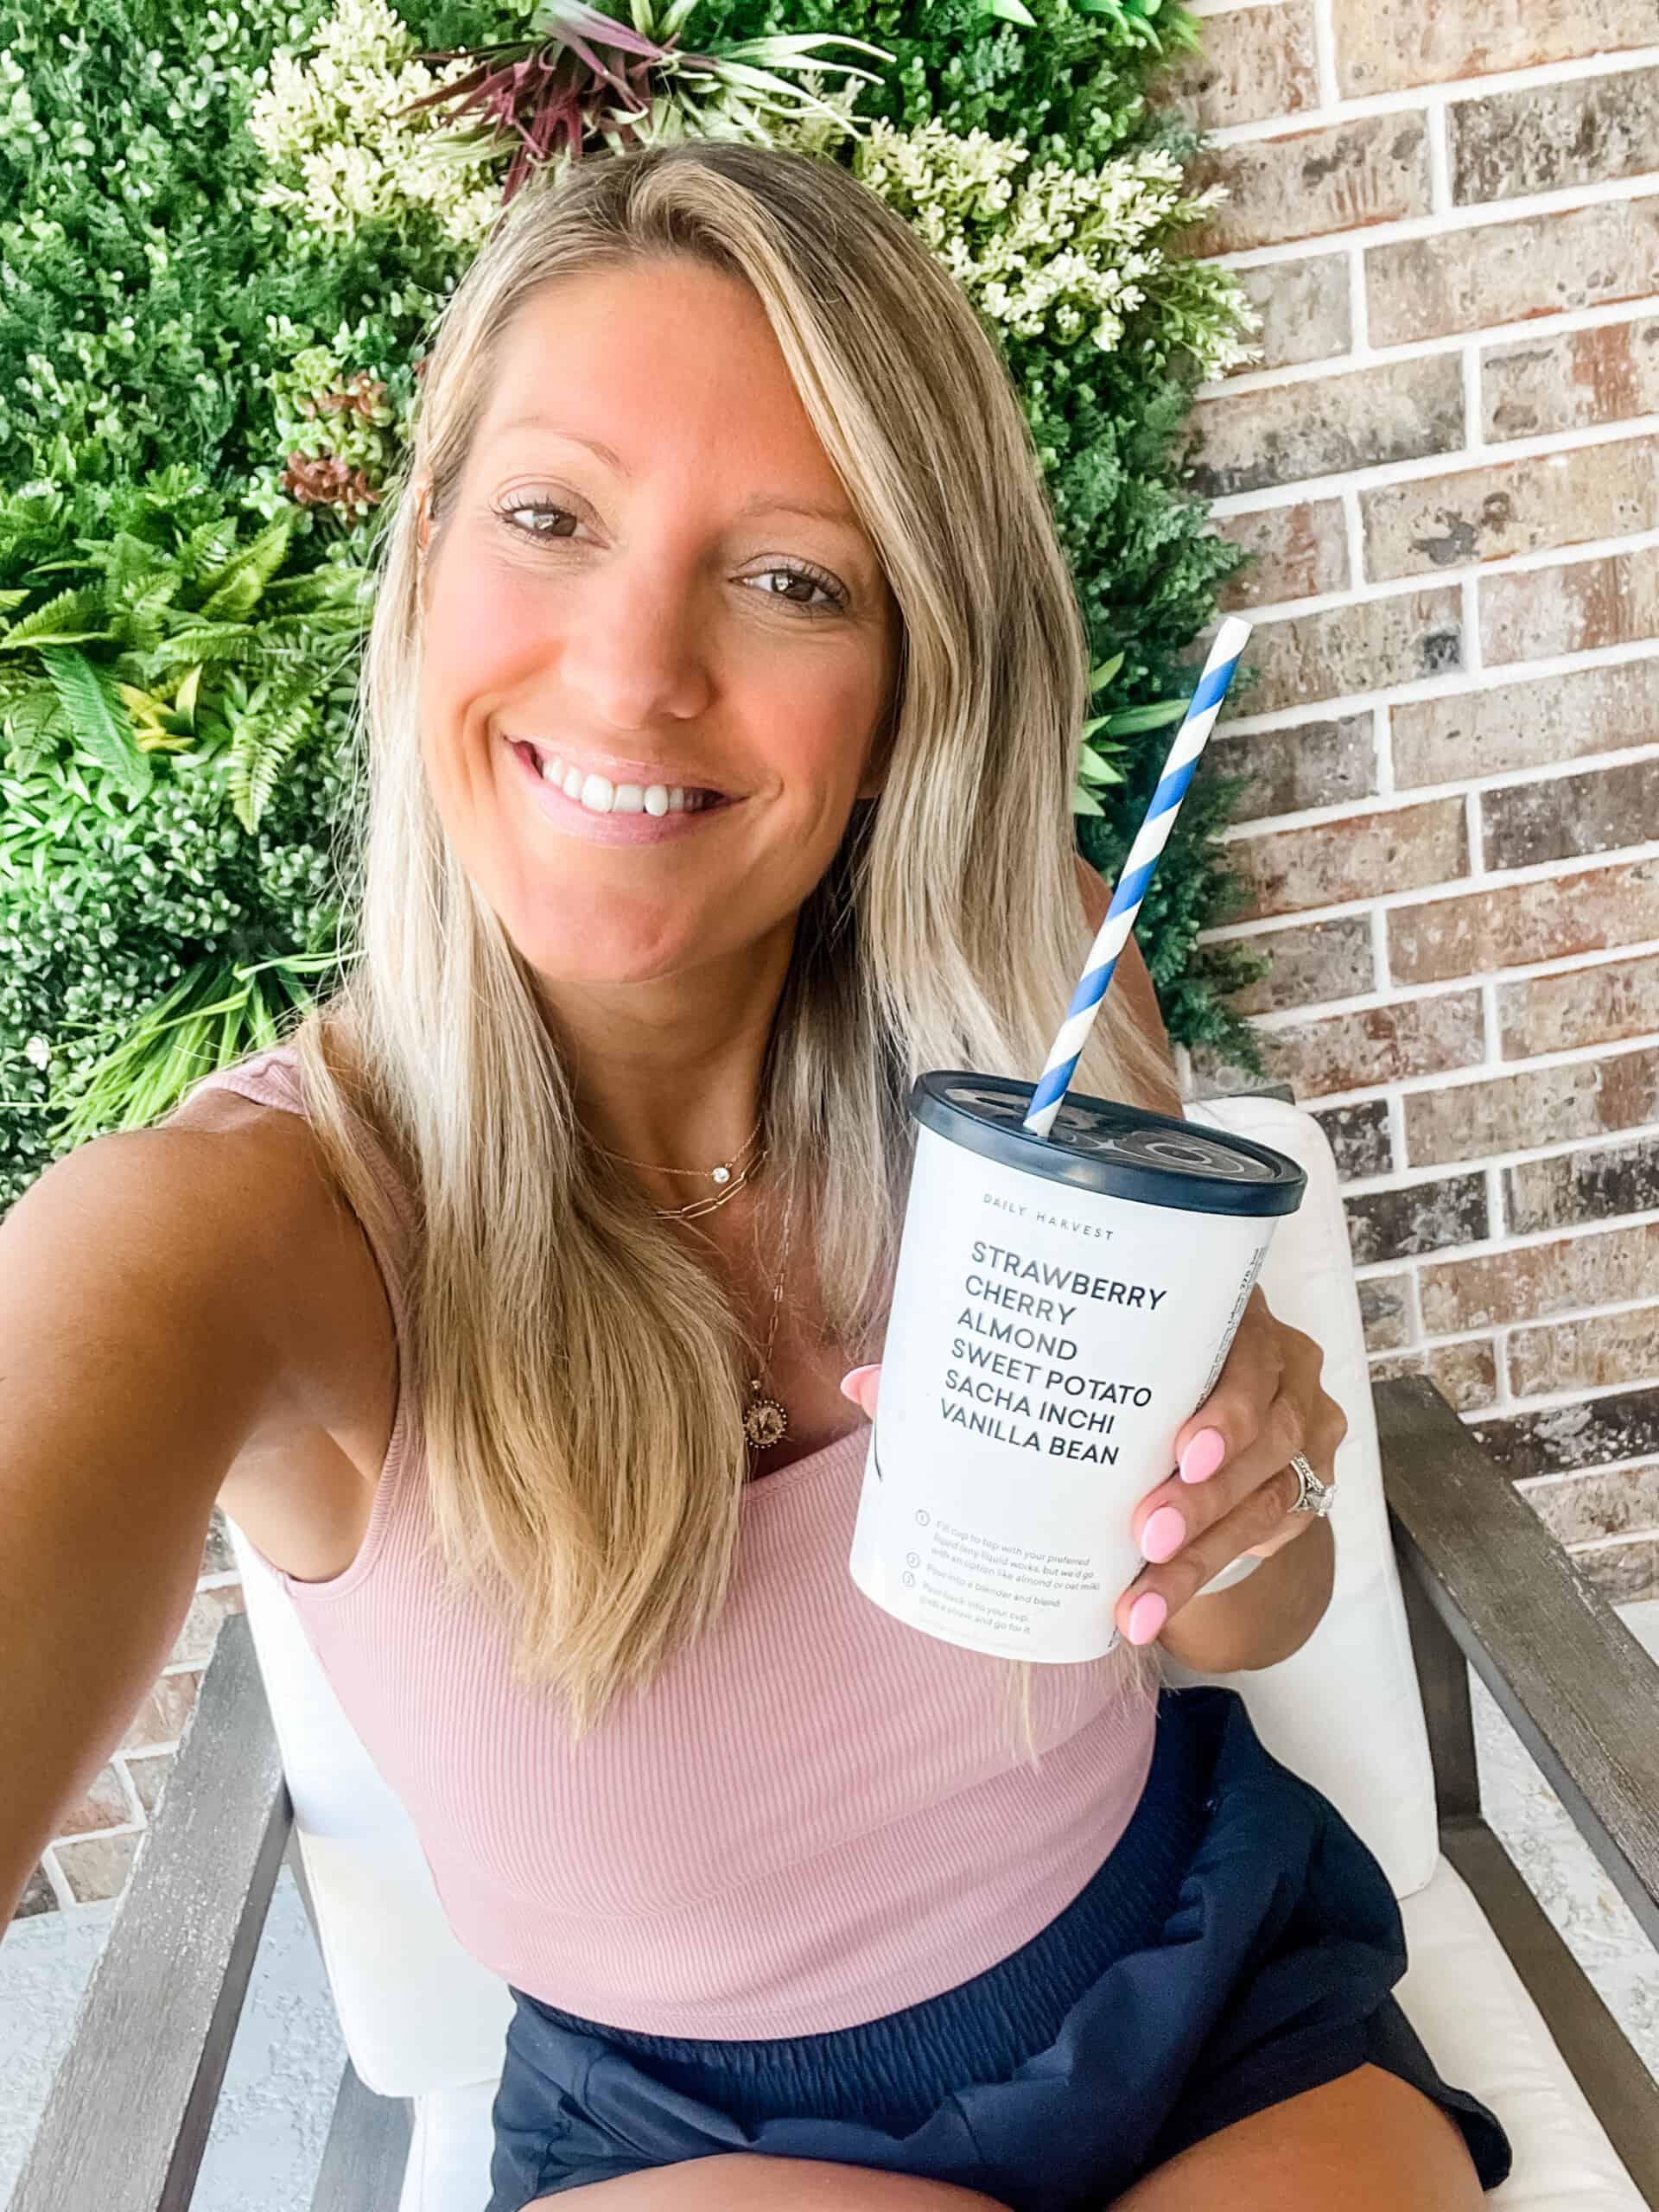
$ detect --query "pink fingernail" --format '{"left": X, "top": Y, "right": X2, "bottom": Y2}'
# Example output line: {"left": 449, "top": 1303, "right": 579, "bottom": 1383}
{"left": 1141, "top": 1505, "right": 1186, "bottom": 1563}
{"left": 1128, "top": 1592, "right": 1167, "bottom": 1645}
{"left": 840, "top": 1364, "right": 879, "bottom": 1404}
{"left": 1179, "top": 1428, "right": 1226, "bottom": 1484}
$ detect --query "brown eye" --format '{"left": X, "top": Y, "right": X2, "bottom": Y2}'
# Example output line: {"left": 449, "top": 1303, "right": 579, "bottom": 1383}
{"left": 747, "top": 564, "right": 848, "bottom": 616}
{"left": 494, "top": 498, "right": 849, "bottom": 618}
{"left": 498, "top": 499, "right": 579, "bottom": 540}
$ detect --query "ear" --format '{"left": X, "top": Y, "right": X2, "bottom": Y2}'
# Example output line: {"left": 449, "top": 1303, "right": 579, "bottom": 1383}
{"left": 413, "top": 478, "right": 435, "bottom": 619}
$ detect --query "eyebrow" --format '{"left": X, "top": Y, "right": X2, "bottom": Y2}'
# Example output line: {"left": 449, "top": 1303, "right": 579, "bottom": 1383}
{"left": 490, "top": 416, "right": 865, "bottom": 534}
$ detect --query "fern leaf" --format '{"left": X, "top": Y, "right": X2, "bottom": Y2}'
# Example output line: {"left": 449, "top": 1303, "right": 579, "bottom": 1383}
{"left": 35, "top": 646, "right": 152, "bottom": 798}
{"left": 226, "top": 696, "right": 313, "bottom": 832}
{"left": 143, "top": 623, "right": 264, "bottom": 677}
{"left": 183, "top": 515, "right": 242, "bottom": 577}
{"left": 196, "top": 517, "right": 295, "bottom": 622}
{"left": 1, "top": 585, "right": 111, "bottom": 651}
{"left": 2, "top": 684, "right": 67, "bottom": 774}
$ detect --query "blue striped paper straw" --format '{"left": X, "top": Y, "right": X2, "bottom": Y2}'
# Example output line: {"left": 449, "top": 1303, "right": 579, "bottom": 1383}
{"left": 1023, "top": 613, "right": 1253, "bottom": 1141}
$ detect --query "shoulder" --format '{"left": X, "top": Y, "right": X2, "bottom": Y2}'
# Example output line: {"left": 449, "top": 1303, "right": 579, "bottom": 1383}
{"left": 162, "top": 1063, "right": 334, "bottom": 1252}
{"left": 31, "top": 1086, "right": 320, "bottom": 1287}
{"left": 141, "top": 1075, "right": 395, "bottom": 1453}
{"left": 1074, "top": 850, "right": 1111, "bottom": 931}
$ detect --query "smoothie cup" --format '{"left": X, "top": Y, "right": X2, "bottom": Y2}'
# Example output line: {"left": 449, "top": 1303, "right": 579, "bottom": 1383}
{"left": 849, "top": 1071, "right": 1306, "bottom": 1662}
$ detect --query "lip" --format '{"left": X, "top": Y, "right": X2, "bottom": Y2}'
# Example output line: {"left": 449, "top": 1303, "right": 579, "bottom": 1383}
{"left": 502, "top": 733, "right": 732, "bottom": 798}
{"left": 504, "top": 737, "right": 741, "bottom": 846}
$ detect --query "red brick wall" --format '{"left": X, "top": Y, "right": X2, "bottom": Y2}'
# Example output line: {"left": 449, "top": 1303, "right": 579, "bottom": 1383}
{"left": 1171, "top": 1, "right": 1659, "bottom": 1603}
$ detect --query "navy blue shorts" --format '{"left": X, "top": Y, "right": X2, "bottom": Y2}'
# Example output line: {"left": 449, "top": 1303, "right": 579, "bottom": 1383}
{"left": 486, "top": 1684, "right": 1512, "bottom": 2211}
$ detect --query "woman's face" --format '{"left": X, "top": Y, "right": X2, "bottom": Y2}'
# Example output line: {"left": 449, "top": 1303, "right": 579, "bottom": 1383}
{"left": 416, "top": 256, "right": 902, "bottom": 990}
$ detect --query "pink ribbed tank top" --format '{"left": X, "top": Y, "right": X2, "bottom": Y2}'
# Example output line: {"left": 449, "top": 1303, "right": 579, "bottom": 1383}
{"left": 179, "top": 1042, "right": 1158, "bottom": 2038}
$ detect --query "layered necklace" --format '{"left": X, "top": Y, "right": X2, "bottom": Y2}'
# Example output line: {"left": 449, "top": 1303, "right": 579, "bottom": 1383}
{"left": 591, "top": 1116, "right": 795, "bottom": 1452}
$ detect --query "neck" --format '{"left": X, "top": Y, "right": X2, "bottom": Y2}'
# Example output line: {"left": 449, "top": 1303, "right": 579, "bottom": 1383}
{"left": 534, "top": 918, "right": 796, "bottom": 1201}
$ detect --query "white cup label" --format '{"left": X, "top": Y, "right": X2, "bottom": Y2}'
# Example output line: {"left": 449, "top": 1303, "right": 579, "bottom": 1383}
{"left": 849, "top": 1119, "right": 1280, "bottom": 1662}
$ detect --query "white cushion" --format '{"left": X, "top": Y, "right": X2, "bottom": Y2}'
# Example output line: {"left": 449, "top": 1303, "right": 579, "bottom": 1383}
{"left": 1398, "top": 1857, "right": 1645, "bottom": 2208}
{"left": 398, "top": 2080, "right": 499, "bottom": 2212}
{"left": 1166, "top": 1095, "right": 1443, "bottom": 1902}
{"left": 225, "top": 1517, "right": 514, "bottom": 2097}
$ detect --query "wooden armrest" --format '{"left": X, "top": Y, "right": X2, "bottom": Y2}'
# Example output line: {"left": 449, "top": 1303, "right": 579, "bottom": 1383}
{"left": 13, "top": 1610, "right": 292, "bottom": 2212}
{"left": 1377, "top": 1375, "right": 1659, "bottom": 1952}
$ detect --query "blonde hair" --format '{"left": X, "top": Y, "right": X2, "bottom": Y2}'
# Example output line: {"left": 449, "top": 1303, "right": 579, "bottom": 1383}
{"left": 285, "top": 137, "right": 1173, "bottom": 1755}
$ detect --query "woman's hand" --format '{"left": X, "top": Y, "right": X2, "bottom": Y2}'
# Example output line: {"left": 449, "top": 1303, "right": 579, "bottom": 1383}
{"left": 838, "top": 1285, "right": 1345, "bottom": 1650}
{"left": 1107, "top": 1286, "right": 1345, "bottom": 1647}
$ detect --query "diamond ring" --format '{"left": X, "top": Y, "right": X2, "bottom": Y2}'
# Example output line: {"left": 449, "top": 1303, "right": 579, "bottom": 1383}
{"left": 1287, "top": 1452, "right": 1336, "bottom": 1516}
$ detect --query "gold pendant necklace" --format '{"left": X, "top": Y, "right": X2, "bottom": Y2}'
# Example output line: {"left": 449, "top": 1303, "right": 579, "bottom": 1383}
{"left": 589, "top": 1113, "right": 792, "bottom": 1451}
{"left": 740, "top": 1174, "right": 795, "bottom": 1452}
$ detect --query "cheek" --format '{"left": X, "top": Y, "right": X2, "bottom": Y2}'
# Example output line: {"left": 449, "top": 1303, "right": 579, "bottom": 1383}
{"left": 776, "top": 671, "right": 887, "bottom": 793}
{"left": 424, "top": 564, "right": 545, "bottom": 698}
{"left": 419, "top": 569, "right": 549, "bottom": 830}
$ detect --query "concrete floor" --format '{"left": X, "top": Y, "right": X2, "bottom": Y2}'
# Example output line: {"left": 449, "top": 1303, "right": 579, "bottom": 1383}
{"left": 5, "top": 1598, "right": 1657, "bottom": 2210}
{"left": 1, "top": 1867, "right": 344, "bottom": 2210}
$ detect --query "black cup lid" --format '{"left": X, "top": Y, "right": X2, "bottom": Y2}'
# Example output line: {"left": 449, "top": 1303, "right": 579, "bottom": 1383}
{"left": 910, "top": 1071, "right": 1306, "bottom": 1217}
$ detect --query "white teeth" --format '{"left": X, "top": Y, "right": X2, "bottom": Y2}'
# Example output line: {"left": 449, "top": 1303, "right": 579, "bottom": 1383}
{"left": 525, "top": 745, "right": 709, "bottom": 816}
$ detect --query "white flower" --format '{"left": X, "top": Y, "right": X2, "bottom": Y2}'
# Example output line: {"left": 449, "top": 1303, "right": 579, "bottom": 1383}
{"left": 249, "top": 0, "right": 501, "bottom": 245}
{"left": 853, "top": 118, "right": 1252, "bottom": 378}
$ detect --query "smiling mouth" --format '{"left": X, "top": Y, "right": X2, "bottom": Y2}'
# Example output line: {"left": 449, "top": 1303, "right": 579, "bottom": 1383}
{"left": 510, "top": 739, "right": 733, "bottom": 817}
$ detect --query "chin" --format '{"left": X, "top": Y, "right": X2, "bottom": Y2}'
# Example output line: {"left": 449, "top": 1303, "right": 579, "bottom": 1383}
{"left": 508, "top": 911, "right": 702, "bottom": 990}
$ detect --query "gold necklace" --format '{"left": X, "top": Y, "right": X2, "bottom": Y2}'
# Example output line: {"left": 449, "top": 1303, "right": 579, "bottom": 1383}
{"left": 592, "top": 1117, "right": 766, "bottom": 1222}
{"left": 591, "top": 1115, "right": 792, "bottom": 1448}
{"left": 739, "top": 1175, "right": 795, "bottom": 1452}
{"left": 610, "top": 1148, "right": 766, "bottom": 1223}
{"left": 593, "top": 1114, "right": 763, "bottom": 1186}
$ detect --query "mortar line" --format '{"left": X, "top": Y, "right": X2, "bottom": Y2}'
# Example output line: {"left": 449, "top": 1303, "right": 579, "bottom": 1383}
{"left": 1427, "top": 99, "right": 1452, "bottom": 214}
{"left": 1206, "top": 175, "right": 1659, "bottom": 273}
{"left": 1209, "top": 410, "right": 1659, "bottom": 517}
{"left": 1205, "top": 48, "right": 1659, "bottom": 145}
{"left": 1206, "top": 291, "right": 1659, "bottom": 398}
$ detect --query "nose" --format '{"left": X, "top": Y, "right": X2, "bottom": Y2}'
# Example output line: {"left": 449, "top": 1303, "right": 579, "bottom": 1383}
{"left": 552, "top": 544, "right": 714, "bottom": 736}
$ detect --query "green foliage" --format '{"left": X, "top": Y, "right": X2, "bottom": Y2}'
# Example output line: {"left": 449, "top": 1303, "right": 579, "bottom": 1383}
{"left": 0, "top": 1, "right": 490, "bottom": 499}
{"left": 260, "top": 320, "right": 416, "bottom": 522}
{"left": 0, "top": 696, "right": 354, "bottom": 1192}
{"left": 0, "top": 0, "right": 1268, "bottom": 1205}
{"left": 0, "top": 468, "right": 374, "bottom": 826}
{"left": 696, "top": 0, "right": 1201, "bottom": 155}
{"left": 0, "top": 469, "right": 369, "bottom": 1199}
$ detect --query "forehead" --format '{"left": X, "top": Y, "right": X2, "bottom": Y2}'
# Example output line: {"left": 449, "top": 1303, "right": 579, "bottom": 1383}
{"left": 474, "top": 262, "right": 854, "bottom": 507}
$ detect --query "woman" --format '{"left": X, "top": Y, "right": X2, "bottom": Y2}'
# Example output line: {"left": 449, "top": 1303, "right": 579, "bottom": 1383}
{"left": 0, "top": 139, "right": 1511, "bottom": 2209}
